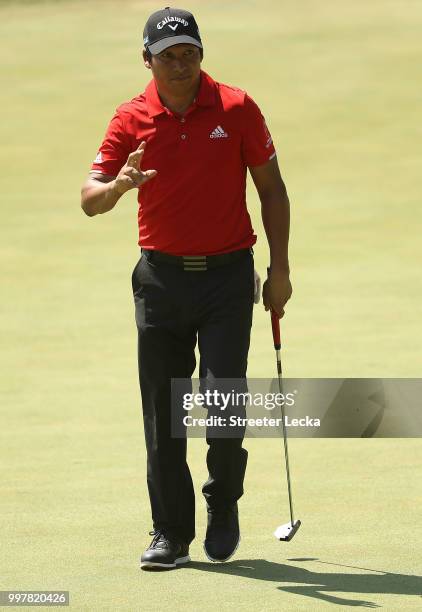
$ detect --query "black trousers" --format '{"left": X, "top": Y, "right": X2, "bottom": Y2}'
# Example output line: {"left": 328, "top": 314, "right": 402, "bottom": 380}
{"left": 131, "top": 249, "right": 254, "bottom": 545}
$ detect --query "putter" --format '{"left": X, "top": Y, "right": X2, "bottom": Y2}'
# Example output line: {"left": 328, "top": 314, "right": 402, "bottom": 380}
{"left": 270, "top": 307, "right": 301, "bottom": 542}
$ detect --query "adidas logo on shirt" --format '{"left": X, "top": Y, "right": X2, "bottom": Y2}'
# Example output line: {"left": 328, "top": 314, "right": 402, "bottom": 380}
{"left": 209, "top": 125, "right": 228, "bottom": 139}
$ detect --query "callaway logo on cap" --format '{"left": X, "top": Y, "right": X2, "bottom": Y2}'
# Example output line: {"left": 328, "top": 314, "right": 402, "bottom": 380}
{"left": 143, "top": 6, "right": 202, "bottom": 55}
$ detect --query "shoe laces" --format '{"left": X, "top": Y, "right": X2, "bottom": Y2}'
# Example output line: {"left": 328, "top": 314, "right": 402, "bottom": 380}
{"left": 148, "top": 529, "right": 169, "bottom": 548}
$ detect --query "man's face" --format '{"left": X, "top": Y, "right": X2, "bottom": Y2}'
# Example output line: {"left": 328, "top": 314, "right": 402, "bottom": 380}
{"left": 144, "top": 43, "right": 202, "bottom": 91}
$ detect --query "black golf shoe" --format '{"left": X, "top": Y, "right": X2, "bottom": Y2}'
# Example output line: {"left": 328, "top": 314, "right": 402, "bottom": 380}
{"left": 140, "top": 530, "right": 190, "bottom": 570}
{"left": 203, "top": 504, "right": 240, "bottom": 562}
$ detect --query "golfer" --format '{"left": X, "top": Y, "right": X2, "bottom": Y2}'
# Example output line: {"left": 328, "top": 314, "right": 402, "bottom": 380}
{"left": 81, "top": 6, "right": 292, "bottom": 570}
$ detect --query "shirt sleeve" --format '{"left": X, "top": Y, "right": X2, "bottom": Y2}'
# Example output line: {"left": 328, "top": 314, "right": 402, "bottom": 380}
{"left": 241, "top": 94, "right": 276, "bottom": 167}
{"left": 90, "top": 111, "right": 131, "bottom": 176}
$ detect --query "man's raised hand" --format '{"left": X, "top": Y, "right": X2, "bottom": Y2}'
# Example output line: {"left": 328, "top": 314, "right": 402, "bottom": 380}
{"left": 115, "top": 141, "right": 157, "bottom": 194}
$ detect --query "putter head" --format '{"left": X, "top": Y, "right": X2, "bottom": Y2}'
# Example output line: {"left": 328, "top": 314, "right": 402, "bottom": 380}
{"left": 274, "top": 520, "right": 301, "bottom": 541}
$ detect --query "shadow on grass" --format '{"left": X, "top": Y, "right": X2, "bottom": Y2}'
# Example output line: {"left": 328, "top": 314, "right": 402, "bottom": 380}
{"left": 189, "top": 557, "right": 422, "bottom": 608}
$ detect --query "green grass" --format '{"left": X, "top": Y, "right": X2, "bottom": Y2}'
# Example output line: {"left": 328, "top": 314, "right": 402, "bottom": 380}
{"left": 1, "top": 1, "right": 422, "bottom": 610}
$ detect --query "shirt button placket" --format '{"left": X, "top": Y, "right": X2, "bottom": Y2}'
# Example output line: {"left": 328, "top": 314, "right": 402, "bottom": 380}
{"left": 180, "top": 116, "right": 187, "bottom": 142}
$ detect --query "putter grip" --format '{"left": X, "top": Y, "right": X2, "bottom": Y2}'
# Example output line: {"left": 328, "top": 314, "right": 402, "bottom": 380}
{"left": 271, "top": 310, "right": 281, "bottom": 350}
{"left": 267, "top": 266, "right": 281, "bottom": 350}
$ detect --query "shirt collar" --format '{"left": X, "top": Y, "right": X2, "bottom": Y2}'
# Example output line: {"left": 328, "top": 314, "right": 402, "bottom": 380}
{"left": 145, "top": 70, "right": 216, "bottom": 118}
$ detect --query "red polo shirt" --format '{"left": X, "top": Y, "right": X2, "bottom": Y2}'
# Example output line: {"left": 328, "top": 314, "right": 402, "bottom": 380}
{"left": 90, "top": 70, "right": 276, "bottom": 255}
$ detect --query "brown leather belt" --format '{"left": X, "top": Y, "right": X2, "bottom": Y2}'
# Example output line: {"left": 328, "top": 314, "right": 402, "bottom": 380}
{"left": 141, "top": 247, "right": 253, "bottom": 271}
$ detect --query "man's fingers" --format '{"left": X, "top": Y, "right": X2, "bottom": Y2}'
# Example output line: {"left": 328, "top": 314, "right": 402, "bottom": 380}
{"left": 270, "top": 306, "right": 285, "bottom": 319}
{"left": 126, "top": 149, "right": 144, "bottom": 169}
{"left": 125, "top": 167, "right": 144, "bottom": 182}
{"left": 126, "top": 141, "right": 146, "bottom": 168}
{"left": 262, "top": 276, "right": 291, "bottom": 316}
{"left": 263, "top": 295, "right": 286, "bottom": 317}
{"left": 124, "top": 167, "right": 137, "bottom": 178}
{"left": 124, "top": 167, "right": 157, "bottom": 186}
{"left": 139, "top": 169, "right": 158, "bottom": 185}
